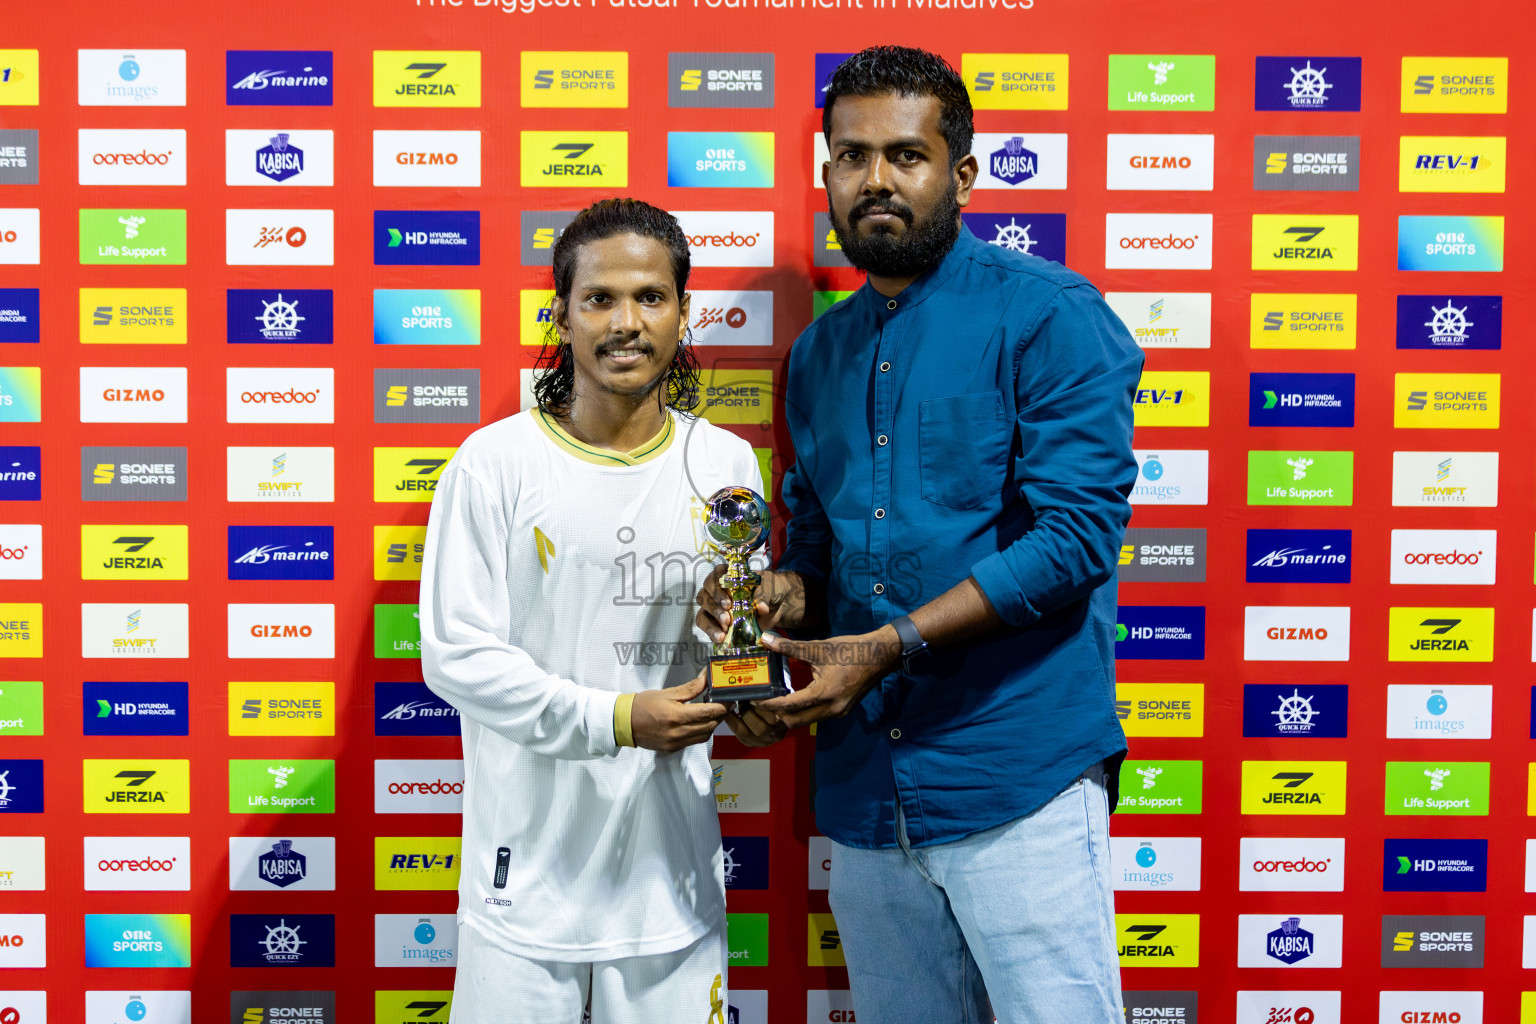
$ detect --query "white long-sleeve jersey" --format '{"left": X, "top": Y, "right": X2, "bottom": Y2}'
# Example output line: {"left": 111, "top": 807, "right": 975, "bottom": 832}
{"left": 419, "top": 407, "right": 763, "bottom": 961}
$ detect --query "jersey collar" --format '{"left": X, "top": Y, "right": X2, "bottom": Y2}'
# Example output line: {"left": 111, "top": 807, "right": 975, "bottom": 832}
{"left": 534, "top": 408, "right": 676, "bottom": 467}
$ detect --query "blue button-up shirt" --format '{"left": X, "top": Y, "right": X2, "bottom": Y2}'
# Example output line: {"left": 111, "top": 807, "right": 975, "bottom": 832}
{"left": 776, "top": 226, "right": 1143, "bottom": 849}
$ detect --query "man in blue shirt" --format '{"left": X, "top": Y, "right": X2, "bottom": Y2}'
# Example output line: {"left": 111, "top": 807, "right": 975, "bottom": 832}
{"left": 697, "top": 45, "right": 1141, "bottom": 1023}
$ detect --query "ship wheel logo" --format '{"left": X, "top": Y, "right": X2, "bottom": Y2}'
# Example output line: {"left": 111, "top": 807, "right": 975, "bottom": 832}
{"left": 1424, "top": 302, "right": 1472, "bottom": 344}
{"left": 1271, "top": 689, "right": 1318, "bottom": 731}
{"left": 989, "top": 217, "right": 1037, "bottom": 254}
{"left": 1284, "top": 61, "right": 1332, "bottom": 106}
{"left": 260, "top": 918, "right": 308, "bottom": 961}
{"left": 256, "top": 293, "right": 305, "bottom": 338}
{"left": 722, "top": 845, "right": 738, "bottom": 884}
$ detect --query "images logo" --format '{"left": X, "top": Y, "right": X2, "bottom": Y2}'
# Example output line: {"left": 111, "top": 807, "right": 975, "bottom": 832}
{"left": 80, "top": 602, "right": 188, "bottom": 659}
{"left": 1381, "top": 915, "right": 1484, "bottom": 968}
{"left": 83, "top": 913, "right": 192, "bottom": 967}
{"left": 1242, "top": 684, "right": 1348, "bottom": 739}
{"left": 374, "top": 448, "right": 455, "bottom": 503}
{"left": 1115, "top": 915, "right": 1200, "bottom": 966}
{"left": 1130, "top": 449, "right": 1208, "bottom": 506}
{"left": 1387, "top": 683, "right": 1491, "bottom": 739}
{"left": 1254, "top": 56, "right": 1361, "bottom": 110}
{"left": 1116, "top": 760, "right": 1202, "bottom": 814}
{"left": 228, "top": 525, "right": 334, "bottom": 581}
{"left": 229, "top": 836, "right": 337, "bottom": 891}
{"left": 230, "top": 759, "right": 336, "bottom": 813}
{"left": 77, "top": 129, "right": 187, "bottom": 186}
{"left": 230, "top": 914, "right": 336, "bottom": 967}
{"left": 1109, "top": 836, "right": 1200, "bottom": 891}
{"left": 374, "top": 369, "right": 480, "bottom": 424}
{"left": 374, "top": 211, "right": 481, "bottom": 266}
{"left": 79, "top": 208, "right": 186, "bottom": 265}
{"left": 373, "top": 129, "right": 481, "bottom": 188}
{"left": 224, "top": 209, "right": 335, "bottom": 266}
{"left": 1108, "top": 55, "right": 1215, "bottom": 110}
{"left": 228, "top": 288, "right": 333, "bottom": 344}
{"left": 1239, "top": 837, "right": 1345, "bottom": 892}
{"left": 78, "top": 50, "right": 187, "bottom": 106}
{"left": 375, "top": 682, "right": 460, "bottom": 737}
{"left": 1105, "top": 134, "right": 1214, "bottom": 191}
{"left": 962, "top": 53, "right": 1068, "bottom": 109}
{"left": 373, "top": 51, "right": 481, "bottom": 107}
{"left": 0, "top": 287, "right": 39, "bottom": 341}
{"left": 227, "top": 367, "right": 335, "bottom": 424}
{"left": 1401, "top": 57, "right": 1506, "bottom": 114}
{"left": 1105, "top": 214, "right": 1212, "bottom": 270}
{"left": 1399, "top": 135, "right": 1505, "bottom": 193}
{"left": 1133, "top": 371, "right": 1209, "bottom": 427}
{"left": 1396, "top": 295, "right": 1500, "bottom": 350}
{"left": 1115, "top": 683, "right": 1204, "bottom": 737}
{"left": 1240, "top": 761, "right": 1347, "bottom": 815}
{"left": 1252, "top": 135, "right": 1360, "bottom": 192}
{"left": 961, "top": 212, "right": 1067, "bottom": 263}
{"left": 375, "top": 914, "right": 459, "bottom": 967}
{"left": 1397, "top": 215, "right": 1503, "bottom": 272}
{"left": 521, "top": 51, "right": 626, "bottom": 107}
{"left": 1247, "top": 450, "right": 1353, "bottom": 506}
{"left": 1249, "top": 373, "right": 1354, "bottom": 427}
{"left": 83, "top": 681, "right": 189, "bottom": 736}
{"left": 1117, "top": 527, "right": 1206, "bottom": 582}
{"left": 1243, "top": 606, "right": 1350, "bottom": 662}
{"left": 1251, "top": 215, "right": 1358, "bottom": 270}
{"left": 667, "top": 132, "right": 774, "bottom": 188}
{"left": 1388, "top": 607, "right": 1492, "bottom": 662}
{"left": 0, "top": 50, "right": 39, "bottom": 106}
{"left": 668, "top": 52, "right": 774, "bottom": 108}
{"left": 83, "top": 759, "right": 190, "bottom": 814}
{"left": 225, "top": 129, "right": 335, "bottom": 186}
{"left": 227, "top": 446, "right": 335, "bottom": 503}
{"left": 1114, "top": 607, "right": 1205, "bottom": 660}
{"left": 375, "top": 837, "right": 462, "bottom": 891}
{"left": 1246, "top": 528, "right": 1351, "bottom": 584}
{"left": 1384, "top": 838, "right": 1487, "bottom": 893}
{"left": 83, "top": 835, "right": 191, "bottom": 891}
{"left": 1387, "top": 761, "right": 1489, "bottom": 816}
{"left": 972, "top": 133, "right": 1068, "bottom": 190}
{"left": 226, "top": 50, "right": 333, "bottom": 105}
{"left": 521, "top": 131, "right": 628, "bottom": 187}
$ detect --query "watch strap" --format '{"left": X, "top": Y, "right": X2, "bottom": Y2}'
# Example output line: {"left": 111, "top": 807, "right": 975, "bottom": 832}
{"left": 891, "top": 614, "right": 926, "bottom": 661}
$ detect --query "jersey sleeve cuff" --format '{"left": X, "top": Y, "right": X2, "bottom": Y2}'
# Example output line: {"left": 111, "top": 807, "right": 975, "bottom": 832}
{"left": 613, "top": 692, "right": 637, "bottom": 748}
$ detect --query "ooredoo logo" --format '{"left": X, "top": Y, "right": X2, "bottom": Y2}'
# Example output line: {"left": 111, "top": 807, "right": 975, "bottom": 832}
{"left": 78, "top": 129, "right": 187, "bottom": 186}
{"left": 226, "top": 367, "right": 334, "bottom": 424}
{"left": 375, "top": 759, "right": 466, "bottom": 814}
{"left": 1390, "top": 529, "right": 1496, "bottom": 585}
{"left": 1105, "top": 214, "right": 1213, "bottom": 269}
{"left": 84, "top": 836, "right": 193, "bottom": 892}
{"left": 1240, "top": 836, "right": 1345, "bottom": 892}
{"left": 0, "top": 524, "right": 40, "bottom": 580}
{"left": 673, "top": 211, "right": 773, "bottom": 267}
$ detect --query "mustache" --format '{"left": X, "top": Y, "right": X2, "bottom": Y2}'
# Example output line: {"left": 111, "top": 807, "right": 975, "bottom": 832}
{"left": 595, "top": 338, "right": 655, "bottom": 356}
{"left": 850, "top": 196, "right": 915, "bottom": 226}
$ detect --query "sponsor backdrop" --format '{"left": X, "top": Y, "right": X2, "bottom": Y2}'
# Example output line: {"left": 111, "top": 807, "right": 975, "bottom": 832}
{"left": 0, "top": 1, "right": 1532, "bottom": 1022}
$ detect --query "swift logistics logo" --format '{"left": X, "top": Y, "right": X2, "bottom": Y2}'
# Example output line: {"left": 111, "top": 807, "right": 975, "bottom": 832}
{"left": 226, "top": 446, "right": 335, "bottom": 503}
{"left": 230, "top": 759, "right": 336, "bottom": 813}
{"left": 375, "top": 837, "right": 462, "bottom": 890}
{"left": 1236, "top": 915, "right": 1343, "bottom": 968}
{"left": 373, "top": 51, "right": 481, "bottom": 107}
{"left": 1114, "top": 607, "right": 1205, "bottom": 660}
{"left": 0, "top": 49, "right": 40, "bottom": 105}
{"left": 374, "top": 526, "right": 427, "bottom": 581}
{"left": 1247, "top": 450, "right": 1353, "bottom": 506}
{"left": 961, "top": 212, "right": 1067, "bottom": 263}
{"left": 374, "top": 211, "right": 481, "bottom": 266}
{"left": 1107, "top": 55, "right": 1215, "bottom": 110}
{"left": 1387, "top": 607, "right": 1493, "bottom": 662}
{"left": 1381, "top": 915, "right": 1484, "bottom": 968}
{"left": 83, "top": 913, "right": 192, "bottom": 967}
{"left": 1252, "top": 135, "right": 1360, "bottom": 191}
{"left": 1118, "top": 527, "right": 1206, "bottom": 582}
{"left": 521, "top": 132, "right": 628, "bottom": 187}
{"left": 1130, "top": 450, "right": 1208, "bottom": 506}
{"left": 667, "top": 132, "right": 774, "bottom": 188}
{"left": 1249, "top": 373, "right": 1354, "bottom": 427}
{"left": 374, "top": 129, "right": 481, "bottom": 188}
{"left": 226, "top": 51, "right": 332, "bottom": 105}
{"left": 224, "top": 129, "right": 335, "bottom": 186}
{"left": 972, "top": 133, "right": 1068, "bottom": 190}
{"left": 79, "top": 208, "right": 186, "bottom": 264}
{"left": 374, "top": 448, "right": 455, "bottom": 502}
{"left": 83, "top": 681, "right": 189, "bottom": 736}
{"left": 77, "top": 128, "right": 186, "bottom": 186}
{"left": 1243, "top": 606, "right": 1350, "bottom": 661}
{"left": 1117, "top": 760, "right": 1202, "bottom": 814}
{"left": 1108, "top": 836, "right": 1201, "bottom": 891}
{"left": 1394, "top": 372, "right": 1500, "bottom": 429}
{"left": 1105, "top": 134, "right": 1214, "bottom": 191}
{"left": 521, "top": 51, "right": 627, "bottom": 107}
{"left": 1114, "top": 683, "right": 1204, "bottom": 737}
{"left": 230, "top": 913, "right": 336, "bottom": 967}
{"left": 1397, "top": 215, "right": 1504, "bottom": 271}
{"left": 667, "top": 52, "right": 774, "bottom": 108}
{"left": 963, "top": 53, "right": 1068, "bottom": 109}
{"left": 1396, "top": 295, "right": 1500, "bottom": 350}
{"left": 1115, "top": 914, "right": 1200, "bottom": 966}
{"left": 1254, "top": 56, "right": 1361, "bottom": 110}
{"left": 80, "top": 602, "right": 188, "bottom": 659}
{"left": 229, "top": 836, "right": 337, "bottom": 891}
{"left": 1246, "top": 528, "right": 1351, "bottom": 584}
{"left": 79, "top": 287, "right": 185, "bottom": 344}
{"left": 1242, "top": 684, "right": 1348, "bottom": 738}
{"left": 229, "top": 682, "right": 334, "bottom": 737}
{"left": 228, "top": 525, "right": 335, "bottom": 581}
{"left": 1239, "top": 837, "right": 1345, "bottom": 892}
{"left": 1251, "top": 216, "right": 1358, "bottom": 270}
{"left": 228, "top": 288, "right": 334, "bottom": 344}
{"left": 83, "top": 759, "right": 190, "bottom": 813}
{"left": 374, "top": 369, "right": 480, "bottom": 424}
{"left": 1388, "top": 683, "right": 1492, "bottom": 739}
{"left": 1387, "top": 761, "right": 1489, "bottom": 816}
{"left": 374, "top": 289, "right": 481, "bottom": 346}
{"left": 1384, "top": 839, "right": 1487, "bottom": 893}
{"left": 1392, "top": 451, "right": 1498, "bottom": 507}
{"left": 1105, "top": 213, "right": 1212, "bottom": 270}
{"left": 375, "top": 682, "right": 460, "bottom": 736}
{"left": 1104, "top": 292, "right": 1211, "bottom": 349}
{"left": 0, "top": 287, "right": 39, "bottom": 342}
{"left": 79, "top": 525, "right": 188, "bottom": 580}
{"left": 1240, "top": 761, "right": 1347, "bottom": 815}
{"left": 1399, "top": 136, "right": 1506, "bottom": 192}
{"left": 1401, "top": 57, "right": 1506, "bottom": 114}
{"left": 224, "top": 209, "right": 335, "bottom": 266}
{"left": 1133, "top": 371, "right": 1209, "bottom": 427}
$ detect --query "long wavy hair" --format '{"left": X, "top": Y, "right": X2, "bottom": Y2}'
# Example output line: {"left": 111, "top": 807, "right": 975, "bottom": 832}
{"left": 531, "top": 198, "right": 701, "bottom": 416}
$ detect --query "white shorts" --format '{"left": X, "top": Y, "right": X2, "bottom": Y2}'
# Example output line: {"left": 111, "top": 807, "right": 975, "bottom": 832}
{"left": 447, "top": 919, "right": 728, "bottom": 1024}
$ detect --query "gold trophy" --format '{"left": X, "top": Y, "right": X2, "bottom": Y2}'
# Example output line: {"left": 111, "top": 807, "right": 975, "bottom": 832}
{"left": 701, "top": 485, "right": 788, "bottom": 702}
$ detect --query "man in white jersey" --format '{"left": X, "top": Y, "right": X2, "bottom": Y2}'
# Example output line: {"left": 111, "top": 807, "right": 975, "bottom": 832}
{"left": 420, "top": 198, "right": 764, "bottom": 1024}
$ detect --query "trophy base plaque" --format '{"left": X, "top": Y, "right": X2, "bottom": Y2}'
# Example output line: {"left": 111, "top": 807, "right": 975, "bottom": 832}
{"left": 704, "top": 650, "right": 788, "bottom": 703}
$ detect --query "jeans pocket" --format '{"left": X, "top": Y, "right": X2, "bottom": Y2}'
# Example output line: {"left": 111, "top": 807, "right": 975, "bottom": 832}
{"left": 918, "top": 391, "right": 1009, "bottom": 509}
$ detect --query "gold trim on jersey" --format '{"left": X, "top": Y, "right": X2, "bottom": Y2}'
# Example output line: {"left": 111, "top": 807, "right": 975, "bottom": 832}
{"left": 534, "top": 408, "right": 676, "bottom": 466}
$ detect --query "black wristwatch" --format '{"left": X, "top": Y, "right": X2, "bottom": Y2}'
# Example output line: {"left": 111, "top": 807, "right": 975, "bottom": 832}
{"left": 891, "top": 614, "right": 929, "bottom": 675}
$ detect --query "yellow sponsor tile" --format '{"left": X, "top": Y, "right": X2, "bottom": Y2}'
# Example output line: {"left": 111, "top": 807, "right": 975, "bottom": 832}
{"left": 521, "top": 289, "right": 556, "bottom": 346}
{"left": 79, "top": 288, "right": 187, "bottom": 344}
{"left": 1133, "top": 371, "right": 1209, "bottom": 427}
{"left": 374, "top": 836, "right": 462, "bottom": 890}
{"left": 1394, "top": 373, "right": 1499, "bottom": 429}
{"left": 374, "top": 525, "right": 427, "bottom": 581}
{"left": 521, "top": 131, "right": 628, "bottom": 188}
{"left": 374, "top": 448, "right": 455, "bottom": 503}
{"left": 0, "top": 603, "right": 41, "bottom": 657}
{"left": 1116, "top": 913, "right": 1199, "bottom": 967}
{"left": 698, "top": 369, "right": 774, "bottom": 426}
{"left": 1401, "top": 57, "right": 1507, "bottom": 114}
{"left": 807, "top": 912, "right": 844, "bottom": 966}
{"left": 1249, "top": 294, "right": 1356, "bottom": 349}
{"left": 0, "top": 51, "right": 40, "bottom": 106}
{"left": 1251, "top": 215, "right": 1358, "bottom": 271}
{"left": 80, "top": 524, "right": 188, "bottom": 581}
{"left": 1116, "top": 683, "right": 1204, "bottom": 737}
{"left": 1399, "top": 136, "right": 1506, "bottom": 193}
{"left": 961, "top": 53, "right": 1068, "bottom": 110}
{"left": 520, "top": 51, "right": 628, "bottom": 108}
{"left": 1240, "top": 760, "right": 1347, "bottom": 815}
{"left": 1388, "top": 606, "right": 1493, "bottom": 662}
{"left": 84, "top": 758, "right": 190, "bottom": 814}
{"left": 228, "top": 681, "right": 335, "bottom": 737}
{"left": 374, "top": 50, "right": 481, "bottom": 108}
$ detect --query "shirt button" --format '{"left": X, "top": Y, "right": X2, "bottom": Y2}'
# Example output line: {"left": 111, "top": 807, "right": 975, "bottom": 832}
{"left": 874, "top": 508, "right": 885, "bottom": 519}
{"left": 879, "top": 361, "right": 891, "bottom": 372}
{"left": 889, "top": 728, "right": 902, "bottom": 740}
{"left": 873, "top": 582, "right": 885, "bottom": 595}
{"left": 877, "top": 434, "right": 888, "bottom": 446}
{"left": 886, "top": 299, "right": 897, "bottom": 310}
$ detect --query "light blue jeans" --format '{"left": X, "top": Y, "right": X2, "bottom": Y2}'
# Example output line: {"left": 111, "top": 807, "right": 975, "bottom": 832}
{"left": 828, "top": 763, "right": 1122, "bottom": 1024}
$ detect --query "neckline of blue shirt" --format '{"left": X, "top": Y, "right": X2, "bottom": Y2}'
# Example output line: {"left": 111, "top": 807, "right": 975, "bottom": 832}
{"left": 855, "top": 223, "right": 982, "bottom": 319}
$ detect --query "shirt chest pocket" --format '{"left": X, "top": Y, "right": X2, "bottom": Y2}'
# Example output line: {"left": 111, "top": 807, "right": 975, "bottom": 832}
{"left": 918, "top": 391, "right": 1010, "bottom": 510}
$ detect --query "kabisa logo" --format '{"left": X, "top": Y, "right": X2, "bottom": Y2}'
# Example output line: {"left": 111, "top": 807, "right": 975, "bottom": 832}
{"left": 228, "top": 289, "right": 334, "bottom": 344}
{"left": 375, "top": 682, "right": 461, "bottom": 737}
{"left": 83, "top": 681, "right": 189, "bottom": 737}
{"left": 991, "top": 137, "right": 1037, "bottom": 184}
{"left": 667, "top": 52, "right": 774, "bottom": 109}
{"left": 1241, "top": 761, "right": 1347, "bottom": 815}
{"left": 1242, "top": 684, "right": 1349, "bottom": 739}
{"left": 1249, "top": 293, "right": 1357, "bottom": 350}
{"left": 0, "top": 287, "right": 39, "bottom": 341}
{"left": 230, "top": 835, "right": 337, "bottom": 891}
{"left": 1396, "top": 295, "right": 1500, "bottom": 350}
{"left": 255, "top": 134, "right": 304, "bottom": 181}
{"left": 231, "top": 914, "right": 336, "bottom": 967}
{"left": 960, "top": 212, "right": 1067, "bottom": 264}
{"left": 667, "top": 132, "right": 774, "bottom": 188}
{"left": 521, "top": 131, "right": 628, "bottom": 187}
{"left": 1388, "top": 684, "right": 1491, "bottom": 740}
{"left": 0, "top": 759, "right": 44, "bottom": 812}
{"left": 374, "top": 211, "right": 481, "bottom": 266}
{"left": 1236, "top": 915, "right": 1344, "bottom": 969}
{"left": 225, "top": 129, "right": 334, "bottom": 187}
{"left": 375, "top": 369, "right": 481, "bottom": 425}
{"left": 1397, "top": 215, "right": 1504, "bottom": 272}
{"left": 0, "top": 49, "right": 40, "bottom": 106}
{"left": 1252, "top": 135, "right": 1361, "bottom": 192}
{"left": 83, "top": 913, "right": 192, "bottom": 967}
{"left": 1255, "top": 56, "right": 1362, "bottom": 111}
{"left": 374, "top": 130, "right": 482, "bottom": 188}
{"left": 78, "top": 50, "right": 187, "bottom": 106}
{"left": 374, "top": 448, "right": 455, "bottom": 503}
{"left": 1246, "top": 529, "right": 1351, "bottom": 584}
{"left": 373, "top": 51, "right": 482, "bottom": 107}
{"left": 1401, "top": 56, "right": 1506, "bottom": 114}
{"left": 1388, "top": 607, "right": 1492, "bottom": 662}
{"left": 972, "top": 133, "right": 1066, "bottom": 189}
{"left": 228, "top": 525, "right": 335, "bottom": 581}
{"left": 1249, "top": 372, "right": 1355, "bottom": 428}
{"left": 1384, "top": 838, "right": 1488, "bottom": 893}
{"left": 1399, "top": 135, "right": 1506, "bottom": 193}
{"left": 521, "top": 51, "right": 627, "bottom": 107}
{"left": 1266, "top": 917, "right": 1315, "bottom": 965}
{"left": 227, "top": 51, "right": 333, "bottom": 105}
{"left": 259, "top": 840, "right": 308, "bottom": 887}
{"left": 962, "top": 53, "right": 1069, "bottom": 110}
{"left": 1115, "top": 915, "right": 1199, "bottom": 966}
{"left": 85, "top": 759, "right": 191, "bottom": 814}
{"left": 1251, "top": 216, "right": 1359, "bottom": 270}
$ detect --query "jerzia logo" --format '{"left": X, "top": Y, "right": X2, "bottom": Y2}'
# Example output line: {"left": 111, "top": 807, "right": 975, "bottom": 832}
{"left": 374, "top": 51, "right": 481, "bottom": 107}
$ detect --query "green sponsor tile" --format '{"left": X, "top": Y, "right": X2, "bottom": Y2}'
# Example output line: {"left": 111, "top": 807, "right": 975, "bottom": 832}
{"left": 229, "top": 758, "right": 335, "bottom": 814}
{"left": 1107, "top": 55, "right": 1216, "bottom": 111}
{"left": 0, "top": 681, "right": 42, "bottom": 735}
{"left": 1384, "top": 761, "right": 1489, "bottom": 815}
{"left": 727, "top": 912, "right": 769, "bottom": 966}
{"left": 1117, "top": 759, "right": 1202, "bottom": 814}
{"left": 1247, "top": 450, "right": 1354, "bottom": 505}
{"left": 79, "top": 209, "right": 187, "bottom": 265}
{"left": 375, "top": 603, "right": 422, "bottom": 659}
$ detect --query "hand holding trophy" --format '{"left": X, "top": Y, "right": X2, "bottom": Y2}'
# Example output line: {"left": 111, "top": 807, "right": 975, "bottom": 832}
{"left": 700, "top": 485, "right": 789, "bottom": 702}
